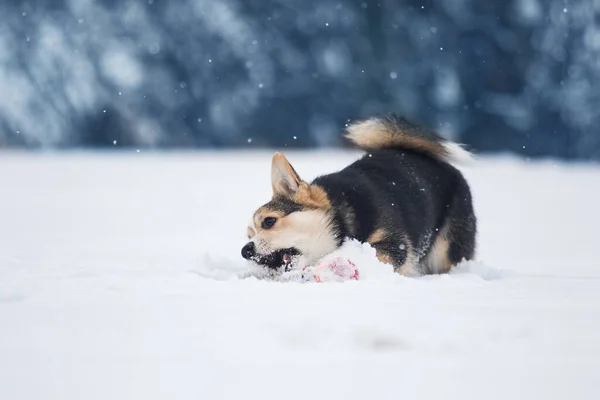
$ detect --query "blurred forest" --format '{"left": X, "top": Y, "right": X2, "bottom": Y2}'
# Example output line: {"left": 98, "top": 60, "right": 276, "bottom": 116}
{"left": 0, "top": 0, "right": 599, "bottom": 160}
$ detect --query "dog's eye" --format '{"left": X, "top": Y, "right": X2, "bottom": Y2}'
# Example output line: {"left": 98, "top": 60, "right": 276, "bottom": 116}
{"left": 262, "top": 217, "right": 277, "bottom": 229}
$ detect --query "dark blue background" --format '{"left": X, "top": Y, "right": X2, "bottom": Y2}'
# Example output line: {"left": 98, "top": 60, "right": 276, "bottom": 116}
{"left": 1, "top": 0, "right": 598, "bottom": 159}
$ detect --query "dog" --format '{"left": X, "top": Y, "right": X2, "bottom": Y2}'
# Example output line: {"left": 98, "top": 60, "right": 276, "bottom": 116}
{"left": 241, "top": 115, "right": 477, "bottom": 276}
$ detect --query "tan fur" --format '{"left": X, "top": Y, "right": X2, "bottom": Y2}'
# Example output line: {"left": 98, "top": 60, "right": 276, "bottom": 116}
{"left": 375, "top": 250, "right": 394, "bottom": 266}
{"left": 271, "top": 152, "right": 331, "bottom": 209}
{"left": 423, "top": 225, "right": 452, "bottom": 274}
{"left": 271, "top": 152, "right": 302, "bottom": 197}
{"left": 396, "top": 256, "right": 421, "bottom": 277}
{"left": 253, "top": 208, "right": 285, "bottom": 227}
{"left": 395, "top": 238, "right": 420, "bottom": 276}
{"left": 292, "top": 183, "right": 331, "bottom": 209}
{"left": 250, "top": 208, "right": 338, "bottom": 266}
{"left": 374, "top": 248, "right": 420, "bottom": 276}
{"left": 246, "top": 151, "right": 338, "bottom": 268}
{"left": 247, "top": 227, "right": 255, "bottom": 239}
{"left": 345, "top": 118, "right": 450, "bottom": 162}
{"left": 370, "top": 235, "right": 422, "bottom": 276}
{"left": 367, "top": 228, "right": 386, "bottom": 244}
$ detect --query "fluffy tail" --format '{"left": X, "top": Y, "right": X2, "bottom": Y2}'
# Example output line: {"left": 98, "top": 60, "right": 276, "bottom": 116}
{"left": 345, "top": 115, "right": 473, "bottom": 164}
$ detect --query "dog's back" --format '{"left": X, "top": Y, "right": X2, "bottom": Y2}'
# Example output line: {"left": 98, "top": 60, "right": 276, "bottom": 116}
{"left": 313, "top": 115, "right": 477, "bottom": 275}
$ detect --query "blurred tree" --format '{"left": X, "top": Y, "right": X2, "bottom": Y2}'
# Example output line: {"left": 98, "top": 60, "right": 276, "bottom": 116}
{"left": 0, "top": 0, "right": 598, "bottom": 159}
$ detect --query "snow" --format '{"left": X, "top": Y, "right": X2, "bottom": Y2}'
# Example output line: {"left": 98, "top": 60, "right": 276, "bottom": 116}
{"left": 1, "top": 151, "right": 599, "bottom": 399}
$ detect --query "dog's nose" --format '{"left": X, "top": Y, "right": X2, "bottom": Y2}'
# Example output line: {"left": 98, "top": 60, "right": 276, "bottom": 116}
{"left": 241, "top": 242, "right": 255, "bottom": 259}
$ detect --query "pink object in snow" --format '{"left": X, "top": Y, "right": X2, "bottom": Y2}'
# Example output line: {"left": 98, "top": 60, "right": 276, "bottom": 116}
{"left": 305, "top": 257, "right": 359, "bottom": 282}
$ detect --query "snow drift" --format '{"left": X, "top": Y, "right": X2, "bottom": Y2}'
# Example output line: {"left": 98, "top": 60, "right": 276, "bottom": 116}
{"left": 1, "top": 151, "right": 599, "bottom": 400}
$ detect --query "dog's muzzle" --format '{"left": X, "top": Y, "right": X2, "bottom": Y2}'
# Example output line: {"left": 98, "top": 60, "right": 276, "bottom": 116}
{"left": 241, "top": 242, "right": 255, "bottom": 260}
{"left": 241, "top": 242, "right": 301, "bottom": 270}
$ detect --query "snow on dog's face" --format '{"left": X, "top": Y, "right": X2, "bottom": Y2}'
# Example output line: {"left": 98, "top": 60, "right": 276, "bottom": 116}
{"left": 242, "top": 152, "right": 339, "bottom": 270}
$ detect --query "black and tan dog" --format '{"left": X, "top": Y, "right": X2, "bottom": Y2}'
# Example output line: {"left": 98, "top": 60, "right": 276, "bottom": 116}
{"left": 242, "top": 115, "right": 477, "bottom": 276}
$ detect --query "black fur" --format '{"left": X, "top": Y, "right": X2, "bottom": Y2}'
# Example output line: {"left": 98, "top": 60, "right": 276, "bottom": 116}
{"left": 264, "top": 196, "right": 303, "bottom": 215}
{"left": 245, "top": 114, "right": 477, "bottom": 274}
{"left": 312, "top": 147, "right": 476, "bottom": 273}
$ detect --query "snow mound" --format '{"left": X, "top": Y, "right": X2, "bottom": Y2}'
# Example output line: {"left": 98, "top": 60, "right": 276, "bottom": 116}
{"left": 192, "top": 238, "right": 501, "bottom": 283}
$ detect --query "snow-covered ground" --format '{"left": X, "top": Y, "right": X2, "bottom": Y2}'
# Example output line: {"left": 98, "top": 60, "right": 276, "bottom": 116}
{"left": 1, "top": 151, "right": 599, "bottom": 400}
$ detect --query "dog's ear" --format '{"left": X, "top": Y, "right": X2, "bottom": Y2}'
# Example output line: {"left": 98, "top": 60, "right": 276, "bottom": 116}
{"left": 271, "top": 152, "right": 302, "bottom": 198}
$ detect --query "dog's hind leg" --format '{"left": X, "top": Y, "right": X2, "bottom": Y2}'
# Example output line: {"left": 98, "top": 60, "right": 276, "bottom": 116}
{"left": 447, "top": 214, "right": 477, "bottom": 266}
{"left": 423, "top": 180, "right": 477, "bottom": 274}
{"left": 423, "top": 224, "right": 452, "bottom": 274}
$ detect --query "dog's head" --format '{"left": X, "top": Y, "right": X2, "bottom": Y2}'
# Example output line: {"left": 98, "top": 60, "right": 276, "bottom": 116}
{"left": 242, "top": 152, "right": 339, "bottom": 270}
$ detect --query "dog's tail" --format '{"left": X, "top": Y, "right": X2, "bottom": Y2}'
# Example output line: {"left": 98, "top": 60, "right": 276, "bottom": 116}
{"left": 345, "top": 115, "right": 473, "bottom": 164}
